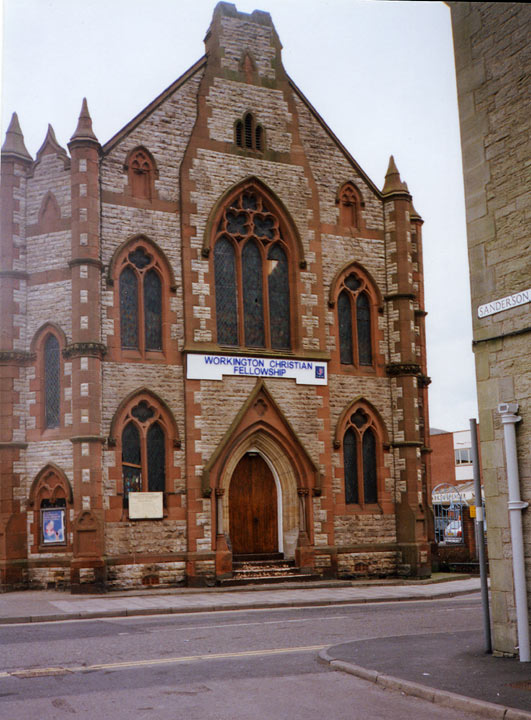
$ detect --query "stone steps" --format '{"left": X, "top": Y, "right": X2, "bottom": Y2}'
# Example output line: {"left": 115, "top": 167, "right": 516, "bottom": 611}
{"left": 218, "top": 556, "right": 321, "bottom": 587}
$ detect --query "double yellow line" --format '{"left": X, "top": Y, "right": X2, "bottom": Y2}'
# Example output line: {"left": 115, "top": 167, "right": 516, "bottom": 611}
{"left": 1, "top": 644, "right": 327, "bottom": 679}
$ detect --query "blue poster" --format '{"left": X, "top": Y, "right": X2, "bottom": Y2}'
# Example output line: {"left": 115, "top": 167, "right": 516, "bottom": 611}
{"left": 42, "top": 508, "right": 65, "bottom": 545}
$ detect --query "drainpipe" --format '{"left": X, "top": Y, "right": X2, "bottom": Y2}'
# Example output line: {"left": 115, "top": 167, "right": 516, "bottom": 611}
{"left": 498, "top": 402, "right": 530, "bottom": 662}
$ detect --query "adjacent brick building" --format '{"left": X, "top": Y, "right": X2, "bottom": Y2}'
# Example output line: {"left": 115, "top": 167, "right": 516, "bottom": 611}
{"left": 0, "top": 3, "right": 433, "bottom": 591}
{"left": 449, "top": 2, "right": 531, "bottom": 657}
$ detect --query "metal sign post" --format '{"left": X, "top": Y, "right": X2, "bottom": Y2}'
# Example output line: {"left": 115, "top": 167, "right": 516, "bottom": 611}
{"left": 470, "top": 418, "right": 491, "bottom": 654}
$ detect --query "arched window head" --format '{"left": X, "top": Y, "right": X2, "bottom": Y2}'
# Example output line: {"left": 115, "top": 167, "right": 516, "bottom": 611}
{"left": 118, "top": 242, "right": 163, "bottom": 355}
{"left": 213, "top": 187, "right": 292, "bottom": 350}
{"left": 121, "top": 399, "right": 167, "bottom": 500}
{"left": 44, "top": 334, "right": 60, "bottom": 429}
{"left": 29, "top": 466, "right": 72, "bottom": 551}
{"left": 338, "top": 182, "right": 362, "bottom": 229}
{"left": 343, "top": 407, "right": 379, "bottom": 506}
{"left": 337, "top": 271, "right": 374, "bottom": 368}
{"left": 126, "top": 147, "right": 156, "bottom": 200}
{"left": 235, "top": 113, "right": 265, "bottom": 152}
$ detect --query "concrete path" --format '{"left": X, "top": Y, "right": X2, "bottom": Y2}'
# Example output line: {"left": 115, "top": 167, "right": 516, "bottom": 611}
{"left": 0, "top": 576, "right": 480, "bottom": 623}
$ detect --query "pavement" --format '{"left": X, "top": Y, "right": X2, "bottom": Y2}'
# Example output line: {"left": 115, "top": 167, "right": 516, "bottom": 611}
{"left": 1, "top": 574, "right": 530, "bottom": 719}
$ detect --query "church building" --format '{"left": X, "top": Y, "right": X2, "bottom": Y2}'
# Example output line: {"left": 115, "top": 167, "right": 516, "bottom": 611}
{"left": 0, "top": 3, "right": 433, "bottom": 591}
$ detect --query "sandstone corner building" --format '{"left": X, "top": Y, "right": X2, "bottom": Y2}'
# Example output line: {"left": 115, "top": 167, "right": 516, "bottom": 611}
{"left": 0, "top": 3, "right": 433, "bottom": 591}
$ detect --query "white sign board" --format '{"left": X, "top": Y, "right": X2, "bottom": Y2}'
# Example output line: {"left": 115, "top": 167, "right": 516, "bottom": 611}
{"left": 187, "top": 353, "right": 328, "bottom": 385}
{"left": 478, "top": 288, "right": 531, "bottom": 318}
{"left": 128, "top": 492, "right": 163, "bottom": 519}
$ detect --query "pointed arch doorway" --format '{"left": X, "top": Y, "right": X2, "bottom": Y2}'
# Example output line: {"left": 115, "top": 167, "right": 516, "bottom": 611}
{"left": 229, "top": 452, "right": 279, "bottom": 555}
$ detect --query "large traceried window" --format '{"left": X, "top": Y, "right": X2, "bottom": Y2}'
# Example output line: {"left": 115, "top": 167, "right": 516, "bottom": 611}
{"left": 44, "top": 334, "right": 60, "bottom": 429}
{"left": 338, "top": 272, "right": 373, "bottom": 367}
{"left": 213, "top": 188, "right": 291, "bottom": 350}
{"left": 343, "top": 408, "right": 379, "bottom": 506}
{"left": 121, "top": 399, "right": 167, "bottom": 499}
{"left": 119, "top": 244, "right": 163, "bottom": 354}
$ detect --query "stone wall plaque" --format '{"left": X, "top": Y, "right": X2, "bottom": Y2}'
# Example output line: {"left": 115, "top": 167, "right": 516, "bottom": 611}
{"left": 128, "top": 492, "right": 163, "bottom": 520}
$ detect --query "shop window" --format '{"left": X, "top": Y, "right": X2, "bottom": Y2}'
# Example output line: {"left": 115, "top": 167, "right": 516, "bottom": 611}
{"left": 235, "top": 113, "right": 265, "bottom": 152}
{"left": 343, "top": 408, "right": 379, "bottom": 506}
{"left": 213, "top": 186, "right": 292, "bottom": 350}
{"left": 337, "top": 272, "right": 374, "bottom": 367}
{"left": 118, "top": 242, "right": 164, "bottom": 355}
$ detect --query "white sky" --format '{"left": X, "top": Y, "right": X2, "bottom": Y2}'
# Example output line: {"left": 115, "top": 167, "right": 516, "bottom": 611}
{"left": 0, "top": 0, "right": 478, "bottom": 432}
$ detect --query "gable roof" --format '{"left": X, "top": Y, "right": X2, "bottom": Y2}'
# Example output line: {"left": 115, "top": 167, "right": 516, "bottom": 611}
{"left": 102, "top": 56, "right": 206, "bottom": 155}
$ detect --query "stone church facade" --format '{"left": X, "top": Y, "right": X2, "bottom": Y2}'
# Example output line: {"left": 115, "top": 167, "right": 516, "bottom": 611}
{"left": 0, "top": 3, "right": 433, "bottom": 591}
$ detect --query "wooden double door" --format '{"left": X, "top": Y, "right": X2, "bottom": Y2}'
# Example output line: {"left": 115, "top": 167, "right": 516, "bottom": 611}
{"left": 229, "top": 453, "right": 278, "bottom": 555}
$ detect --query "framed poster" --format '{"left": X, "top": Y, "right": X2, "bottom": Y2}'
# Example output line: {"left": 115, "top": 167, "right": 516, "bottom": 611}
{"left": 41, "top": 507, "right": 66, "bottom": 545}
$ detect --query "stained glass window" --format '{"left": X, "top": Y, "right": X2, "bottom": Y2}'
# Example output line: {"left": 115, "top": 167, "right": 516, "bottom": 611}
{"left": 254, "top": 214, "right": 275, "bottom": 239}
{"left": 345, "top": 274, "right": 361, "bottom": 292}
{"left": 357, "top": 292, "right": 372, "bottom": 365}
{"left": 243, "top": 240, "right": 265, "bottom": 347}
{"left": 131, "top": 401, "right": 155, "bottom": 422}
{"left": 344, "top": 428, "right": 358, "bottom": 504}
{"left": 44, "top": 334, "right": 60, "bottom": 428}
{"left": 213, "top": 187, "right": 292, "bottom": 349}
{"left": 122, "top": 422, "right": 142, "bottom": 497}
{"left": 227, "top": 210, "right": 248, "bottom": 235}
{"left": 352, "top": 410, "right": 368, "bottom": 428}
{"left": 343, "top": 408, "right": 379, "bottom": 506}
{"left": 363, "top": 428, "right": 377, "bottom": 504}
{"left": 337, "top": 272, "right": 373, "bottom": 367}
{"left": 120, "top": 267, "right": 139, "bottom": 349}
{"left": 144, "top": 270, "right": 162, "bottom": 351}
{"left": 147, "top": 422, "right": 165, "bottom": 492}
{"left": 268, "top": 244, "right": 290, "bottom": 350}
{"left": 121, "top": 405, "right": 168, "bottom": 498}
{"left": 129, "top": 247, "right": 151, "bottom": 269}
{"left": 214, "top": 237, "right": 238, "bottom": 345}
{"left": 242, "top": 193, "right": 257, "bottom": 210}
{"left": 338, "top": 291, "right": 353, "bottom": 365}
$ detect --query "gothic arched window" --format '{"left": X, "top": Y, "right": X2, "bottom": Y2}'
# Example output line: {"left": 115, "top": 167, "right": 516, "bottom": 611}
{"left": 126, "top": 147, "right": 157, "bottom": 200}
{"left": 121, "top": 399, "right": 167, "bottom": 498}
{"left": 44, "top": 334, "right": 60, "bottom": 429}
{"left": 118, "top": 243, "right": 163, "bottom": 355}
{"left": 343, "top": 408, "right": 379, "bottom": 505}
{"left": 338, "top": 182, "right": 363, "bottom": 229}
{"left": 213, "top": 187, "right": 291, "bottom": 350}
{"left": 338, "top": 272, "right": 373, "bottom": 367}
